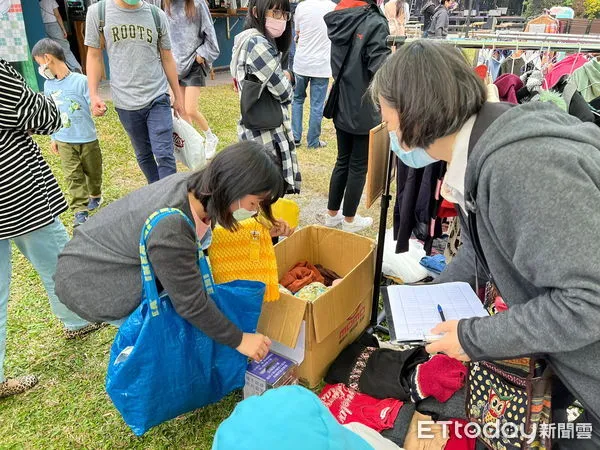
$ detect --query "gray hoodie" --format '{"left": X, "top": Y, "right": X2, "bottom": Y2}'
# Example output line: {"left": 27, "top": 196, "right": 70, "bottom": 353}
{"left": 167, "top": 0, "right": 220, "bottom": 77}
{"left": 428, "top": 5, "right": 448, "bottom": 38}
{"left": 437, "top": 102, "right": 600, "bottom": 420}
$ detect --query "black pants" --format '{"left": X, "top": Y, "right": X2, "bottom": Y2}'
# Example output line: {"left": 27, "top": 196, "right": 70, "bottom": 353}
{"left": 327, "top": 128, "right": 369, "bottom": 217}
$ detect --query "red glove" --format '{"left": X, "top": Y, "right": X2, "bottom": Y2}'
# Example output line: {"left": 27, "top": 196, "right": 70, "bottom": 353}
{"left": 410, "top": 354, "right": 467, "bottom": 403}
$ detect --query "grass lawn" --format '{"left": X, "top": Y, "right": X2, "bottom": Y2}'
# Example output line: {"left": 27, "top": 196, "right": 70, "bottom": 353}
{"left": 1, "top": 83, "right": 388, "bottom": 449}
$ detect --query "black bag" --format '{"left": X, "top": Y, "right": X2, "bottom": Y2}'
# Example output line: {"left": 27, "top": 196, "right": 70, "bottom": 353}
{"left": 323, "top": 13, "right": 369, "bottom": 120}
{"left": 240, "top": 73, "right": 284, "bottom": 130}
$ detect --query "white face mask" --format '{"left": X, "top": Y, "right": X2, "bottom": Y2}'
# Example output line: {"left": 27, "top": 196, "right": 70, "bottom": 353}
{"left": 38, "top": 64, "right": 55, "bottom": 80}
{"left": 232, "top": 200, "right": 258, "bottom": 222}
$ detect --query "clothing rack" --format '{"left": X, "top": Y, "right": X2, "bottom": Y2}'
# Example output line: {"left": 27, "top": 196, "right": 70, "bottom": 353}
{"left": 477, "top": 31, "right": 600, "bottom": 47}
{"left": 368, "top": 36, "right": 600, "bottom": 334}
{"left": 385, "top": 36, "right": 600, "bottom": 51}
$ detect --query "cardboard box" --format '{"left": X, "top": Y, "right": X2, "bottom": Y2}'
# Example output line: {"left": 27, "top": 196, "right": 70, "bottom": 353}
{"left": 243, "top": 352, "right": 298, "bottom": 399}
{"left": 257, "top": 226, "right": 376, "bottom": 387}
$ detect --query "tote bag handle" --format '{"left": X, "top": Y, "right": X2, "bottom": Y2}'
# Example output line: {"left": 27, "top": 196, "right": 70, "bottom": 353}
{"left": 138, "top": 208, "right": 216, "bottom": 315}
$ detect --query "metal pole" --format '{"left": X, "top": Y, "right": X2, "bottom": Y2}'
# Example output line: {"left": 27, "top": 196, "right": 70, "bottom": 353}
{"left": 463, "top": 0, "right": 474, "bottom": 38}
{"left": 370, "top": 148, "right": 394, "bottom": 328}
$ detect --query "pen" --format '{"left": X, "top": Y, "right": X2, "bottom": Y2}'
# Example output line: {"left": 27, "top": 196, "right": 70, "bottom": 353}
{"left": 437, "top": 304, "right": 446, "bottom": 322}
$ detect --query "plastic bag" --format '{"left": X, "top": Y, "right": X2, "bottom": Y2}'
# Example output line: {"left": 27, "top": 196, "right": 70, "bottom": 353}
{"left": 381, "top": 229, "right": 430, "bottom": 283}
{"left": 106, "top": 208, "right": 265, "bottom": 436}
{"left": 172, "top": 114, "right": 206, "bottom": 170}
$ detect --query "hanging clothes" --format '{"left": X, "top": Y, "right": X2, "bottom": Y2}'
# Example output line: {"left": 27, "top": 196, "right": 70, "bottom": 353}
{"left": 393, "top": 159, "right": 446, "bottom": 254}
{"left": 487, "top": 50, "right": 506, "bottom": 82}
{"left": 495, "top": 74, "right": 523, "bottom": 104}
{"left": 443, "top": 216, "right": 462, "bottom": 265}
{"left": 524, "top": 13, "right": 559, "bottom": 33}
{"left": 544, "top": 53, "right": 589, "bottom": 90}
{"left": 516, "top": 70, "right": 544, "bottom": 104}
{"left": 572, "top": 59, "right": 600, "bottom": 102}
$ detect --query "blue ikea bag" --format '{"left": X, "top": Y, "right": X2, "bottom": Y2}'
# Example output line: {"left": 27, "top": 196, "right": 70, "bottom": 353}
{"left": 106, "top": 208, "right": 265, "bottom": 436}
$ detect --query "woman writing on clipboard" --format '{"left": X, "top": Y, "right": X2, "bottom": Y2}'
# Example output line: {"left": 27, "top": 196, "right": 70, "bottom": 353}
{"left": 371, "top": 40, "right": 600, "bottom": 448}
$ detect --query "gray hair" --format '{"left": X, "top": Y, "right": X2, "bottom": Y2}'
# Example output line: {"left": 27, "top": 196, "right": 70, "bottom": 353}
{"left": 371, "top": 39, "right": 486, "bottom": 149}
{"left": 31, "top": 38, "right": 66, "bottom": 62}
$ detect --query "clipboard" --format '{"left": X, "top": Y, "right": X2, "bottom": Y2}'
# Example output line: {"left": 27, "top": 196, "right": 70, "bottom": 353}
{"left": 381, "top": 286, "right": 427, "bottom": 345}
{"left": 382, "top": 282, "right": 489, "bottom": 344}
{"left": 365, "top": 123, "right": 391, "bottom": 209}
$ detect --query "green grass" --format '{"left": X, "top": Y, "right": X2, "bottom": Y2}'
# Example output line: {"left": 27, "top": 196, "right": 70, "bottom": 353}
{"left": 1, "top": 83, "right": 388, "bottom": 448}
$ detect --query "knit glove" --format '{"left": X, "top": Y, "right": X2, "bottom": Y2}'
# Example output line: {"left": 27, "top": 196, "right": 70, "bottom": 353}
{"left": 410, "top": 354, "right": 467, "bottom": 403}
{"left": 525, "top": 70, "right": 544, "bottom": 95}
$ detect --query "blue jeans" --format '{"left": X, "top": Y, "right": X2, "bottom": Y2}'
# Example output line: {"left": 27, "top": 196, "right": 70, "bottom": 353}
{"left": 116, "top": 94, "right": 176, "bottom": 184}
{"left": 0, "top": 219, "right": 90, "bottom": 382}
{"left": 291, "top": 75, "right": 329, "bottom": 148}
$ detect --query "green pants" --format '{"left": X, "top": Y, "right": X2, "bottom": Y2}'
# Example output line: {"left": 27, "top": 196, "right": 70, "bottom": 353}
{"left": 57, "top": 140, "right": 103, "bottom": 213}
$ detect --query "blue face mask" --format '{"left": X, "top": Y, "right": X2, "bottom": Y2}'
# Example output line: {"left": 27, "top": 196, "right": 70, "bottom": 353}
{"left": 389, "top": 131, "right": 438, "bottom": 169}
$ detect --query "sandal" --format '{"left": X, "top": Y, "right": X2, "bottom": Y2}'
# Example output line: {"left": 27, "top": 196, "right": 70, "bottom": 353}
{"left": 0, "top": 375, "right": 39, "bottom": 399}
{"left": 64, "top": 322, "right": 107, "bottom": 340}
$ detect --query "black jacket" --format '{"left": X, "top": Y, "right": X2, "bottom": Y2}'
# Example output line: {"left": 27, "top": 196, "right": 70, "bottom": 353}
{"left": 324, "top": 3, "right": 390, "bottom": 135}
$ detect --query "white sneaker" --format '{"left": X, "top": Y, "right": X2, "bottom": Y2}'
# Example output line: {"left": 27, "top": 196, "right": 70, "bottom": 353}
{"left": 205, "top": 135, "right": 218, "bottom": 160}
{"left": 342, "top": 215, "right": 373, "bottom": 233}
{"left": 324, "top": 211, "right": 343, "bottom": 227}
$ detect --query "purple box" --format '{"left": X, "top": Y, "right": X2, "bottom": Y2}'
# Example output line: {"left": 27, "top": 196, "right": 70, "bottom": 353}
{"left": 243, "top": 352, "right": 298, "bottom": 398}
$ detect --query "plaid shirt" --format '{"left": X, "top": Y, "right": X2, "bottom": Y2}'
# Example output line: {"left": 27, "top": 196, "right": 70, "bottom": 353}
{"left": 236, "top": 35, "right": 301, "bottom": 194}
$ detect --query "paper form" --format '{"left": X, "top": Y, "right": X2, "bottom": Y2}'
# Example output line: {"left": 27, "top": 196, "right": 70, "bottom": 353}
{"left": 386, "top": 282, "right": 489, "bottom": 342}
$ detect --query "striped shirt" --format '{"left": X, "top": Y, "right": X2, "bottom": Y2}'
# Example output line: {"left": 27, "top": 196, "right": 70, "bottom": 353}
{"left": 0, "top": 59, "right": 67, "bottom": 240}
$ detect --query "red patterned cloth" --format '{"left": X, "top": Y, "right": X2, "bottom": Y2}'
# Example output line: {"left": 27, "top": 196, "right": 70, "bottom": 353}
{"left": 319, "top": 384, "right": 403, "bottom": 432}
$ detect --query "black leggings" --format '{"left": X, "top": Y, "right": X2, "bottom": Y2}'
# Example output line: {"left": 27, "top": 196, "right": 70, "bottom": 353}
{"left": 327, "top": 128, "right": 369, "bottom": 217}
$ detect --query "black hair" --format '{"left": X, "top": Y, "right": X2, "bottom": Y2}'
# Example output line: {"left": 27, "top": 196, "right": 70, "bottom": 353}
{"left": 187, "top": 141, "right": 285, "bottom": 231}
{"left": 244, "top": 0, "right": 292, "bottom": 54}
{"left": 31, "top": 38, "right": 66, "bottom": 62}
{"left": 371, "top": 39, "right": 486, "bottom": 149}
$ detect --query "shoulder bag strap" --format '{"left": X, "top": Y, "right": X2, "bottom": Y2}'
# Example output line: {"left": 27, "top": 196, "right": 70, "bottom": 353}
{"left": 465, "top": 102, "right": 513, "bottom": 292}
{"left": 98, "top": 0, "right": 106, "bottom": 49}
{"left": 139, "top": 208, "right": 216, "bottom": 316}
